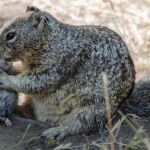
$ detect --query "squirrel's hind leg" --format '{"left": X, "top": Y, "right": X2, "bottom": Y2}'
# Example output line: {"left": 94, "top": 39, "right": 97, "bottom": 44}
{"left": 41, "top": 104, "right": 105, "bottom": 140}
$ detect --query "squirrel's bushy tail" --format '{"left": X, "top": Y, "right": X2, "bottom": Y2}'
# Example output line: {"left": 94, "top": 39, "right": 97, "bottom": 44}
{"left": 120, "top": 71, "right": 150, "bottom": 117}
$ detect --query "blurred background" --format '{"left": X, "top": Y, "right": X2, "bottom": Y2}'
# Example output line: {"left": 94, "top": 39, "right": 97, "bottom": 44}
{"left": 0, "top": 0, "right": 149, "bottom": 74}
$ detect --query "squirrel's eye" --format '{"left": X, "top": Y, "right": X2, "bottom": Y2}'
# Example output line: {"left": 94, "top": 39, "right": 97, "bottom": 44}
{"left": 6, "top": 31, "right": 16, "bottom": 41}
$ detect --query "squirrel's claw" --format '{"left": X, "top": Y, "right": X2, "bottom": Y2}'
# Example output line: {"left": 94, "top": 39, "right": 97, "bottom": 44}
{"left": 4, "top": 118, "right": 12, "bottom": 127}
{"left": 0, "top": 117, "right": 12, "bottom": 127}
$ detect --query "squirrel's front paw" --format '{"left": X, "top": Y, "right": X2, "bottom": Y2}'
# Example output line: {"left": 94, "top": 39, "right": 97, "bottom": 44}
{"left": 0, "top": 59, "right": 11, "bottom": 72}
{"left": 0, "top": 69, "right": 9, "bottom": 87}
{"left": 0, "top": 69, "right": 7, "bottom": 76}
{"left": 41, "top": 126, "right": 69, "bottom": 141}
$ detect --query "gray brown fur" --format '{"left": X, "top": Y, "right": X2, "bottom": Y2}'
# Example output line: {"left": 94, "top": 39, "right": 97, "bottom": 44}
{"left": 0, "top": 6, "right": 137, "bottom": 138}
{"left": 0, "top": 59, "right": 18, "bottom": 126}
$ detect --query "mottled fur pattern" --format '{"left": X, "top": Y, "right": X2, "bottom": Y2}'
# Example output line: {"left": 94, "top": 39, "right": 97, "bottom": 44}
{"left": 0, "top": 7, "right": 135, "bottom": 137}
{"left": 0, "top": 59, "right": 18, "bottom": 126}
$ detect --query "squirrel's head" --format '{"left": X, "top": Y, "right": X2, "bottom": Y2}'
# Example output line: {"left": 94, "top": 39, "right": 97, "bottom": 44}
{"left": 0, "top": 6, "right": 58, "bottom": 61}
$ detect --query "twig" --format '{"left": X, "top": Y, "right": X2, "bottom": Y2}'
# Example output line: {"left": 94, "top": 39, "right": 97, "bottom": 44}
{"left": 102, "top": 72, "right": 115, "bottom": 150}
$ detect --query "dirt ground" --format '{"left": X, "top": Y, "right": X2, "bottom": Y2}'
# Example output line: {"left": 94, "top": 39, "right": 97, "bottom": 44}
{"left": 0, "top": 0, "right": 149, "bottom": 149}
{"left": 0, "top": 118, "right": 46, "bottom": 150}
{"left": 0, "top": 116, "right": 149, "bottom": 150}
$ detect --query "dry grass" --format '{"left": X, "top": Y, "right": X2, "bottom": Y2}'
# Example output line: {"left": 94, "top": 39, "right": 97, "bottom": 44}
{"left": 102, "top": 72, "right": 115, "bottom": 150}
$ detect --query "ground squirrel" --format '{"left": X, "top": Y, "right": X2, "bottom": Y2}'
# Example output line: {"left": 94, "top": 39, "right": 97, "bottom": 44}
{"left": 0, "top": 6, "right": 146, "bottom": 139}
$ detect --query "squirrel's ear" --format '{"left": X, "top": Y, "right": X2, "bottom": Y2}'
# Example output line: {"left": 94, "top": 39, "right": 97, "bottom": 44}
{"left": 26, "top": 6, "right": 40, "bottom": 12}
{"left": 29, "top": 13, "right": 45, "bottom": 31}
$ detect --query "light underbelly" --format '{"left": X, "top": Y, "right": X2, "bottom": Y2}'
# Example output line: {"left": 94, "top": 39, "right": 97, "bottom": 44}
{"left": 31, "top": 92, "right": 74, "bottom": 125}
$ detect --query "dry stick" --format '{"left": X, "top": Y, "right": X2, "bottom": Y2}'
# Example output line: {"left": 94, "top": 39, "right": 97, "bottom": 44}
{"left": 102, "top": 72, "right": 115, "bottom": 150}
